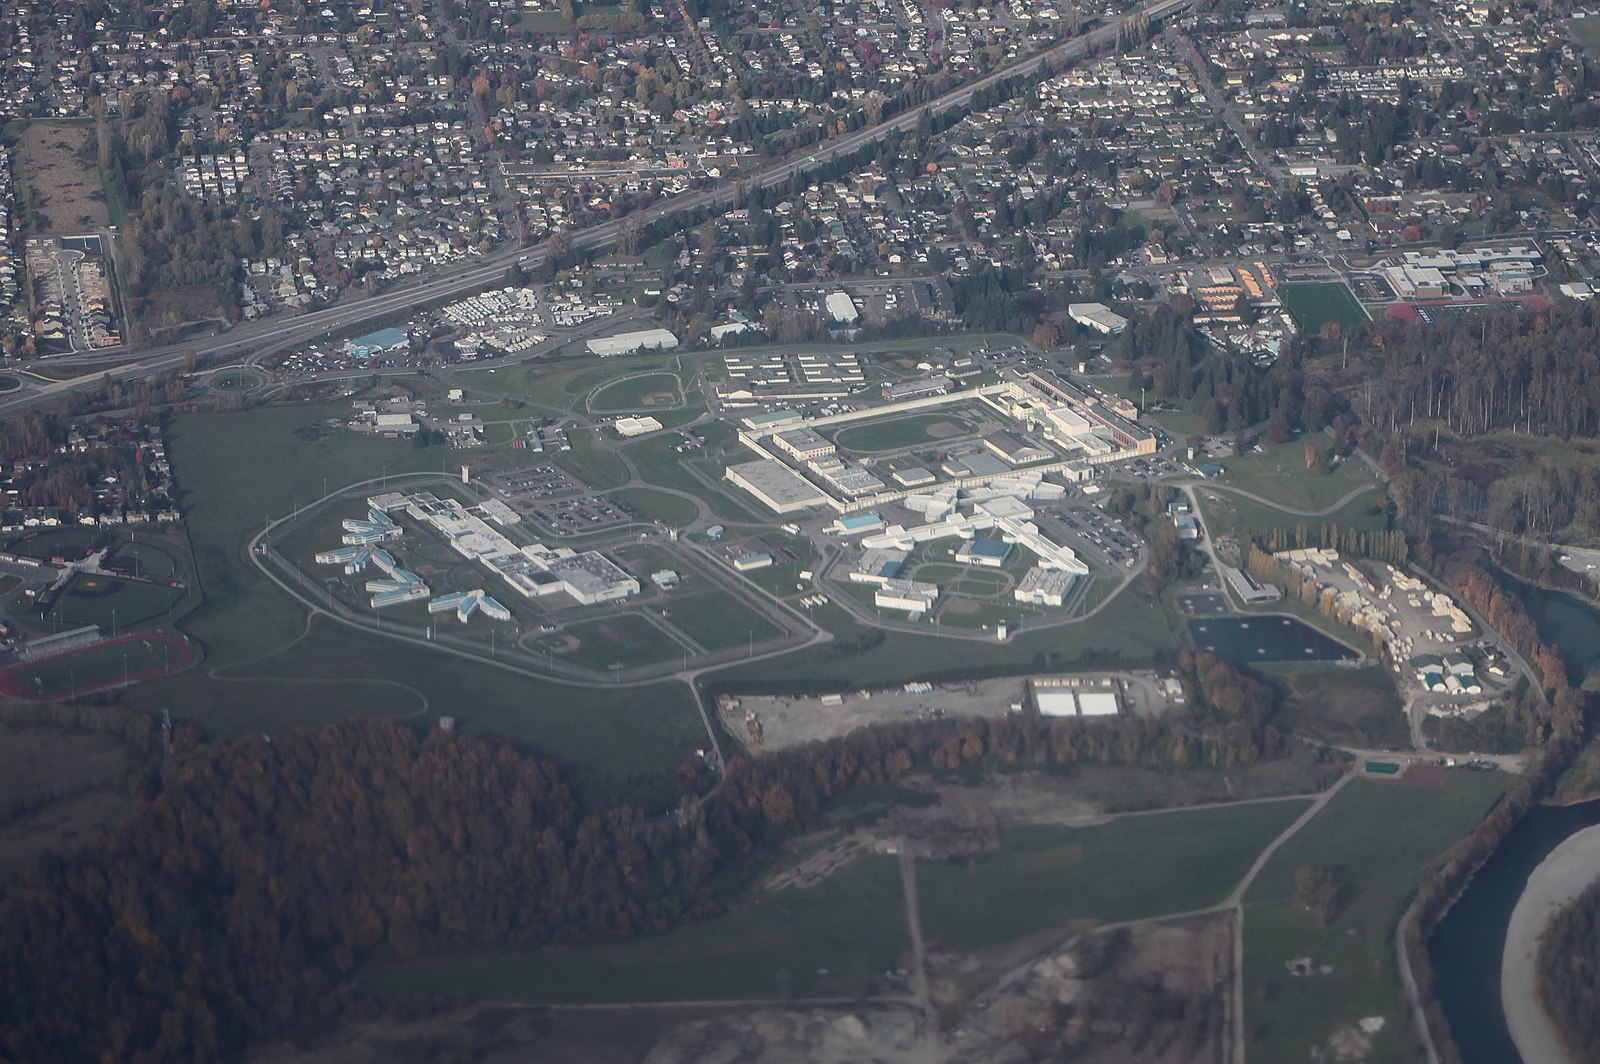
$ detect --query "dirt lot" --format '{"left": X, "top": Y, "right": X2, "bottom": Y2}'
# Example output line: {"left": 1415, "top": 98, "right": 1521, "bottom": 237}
{"left": 724, "top": 674, "right": 1181, "bottom": 754}
{"left": 15, "top": 123, "right": 108, "bottom": 234}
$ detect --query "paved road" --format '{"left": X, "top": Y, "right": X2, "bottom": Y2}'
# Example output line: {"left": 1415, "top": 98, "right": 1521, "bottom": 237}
{"left": 1501, "top": 825, "right": 1600, "bottom": 1064}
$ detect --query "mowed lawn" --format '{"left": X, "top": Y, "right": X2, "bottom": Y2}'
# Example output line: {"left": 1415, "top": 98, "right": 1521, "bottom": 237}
{"left": 588, "top": 371, "right": 683, "bottom": 412}
{"left": 155, "top": 405, "right": 709, "bottom": 774}
{"left": 653, "top": 591, "right": 782, "bottom": 652}
{"left": 1241, "top": 773, "right": 1508, "bottom": 1062}
{"left": 831, "top": 410, "right": 982, "bottom": 453}
{"left": 1208, "top": 439, "right": 1382, "bottom": 514}
{"left": 48, "top": 575, "right": 184, "bottom": 629}
{"left": 917, "top": 799, "right": 1312, "bottom": 952}
{"left": 363, "top": 854, "right": 907, "bottom": 1004}
{"left": 1278, "top": 282, "right": 1370, "bottom": 332}
{"left": 538, "top": 613, "right": 687, "bottom": 670}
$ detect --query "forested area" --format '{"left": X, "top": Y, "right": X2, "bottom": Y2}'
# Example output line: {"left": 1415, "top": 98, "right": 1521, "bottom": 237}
{"left": 1539, "top": 880, "right": 1600, "bottom": 1064}
{"left": 0, "top": 654, "right": 1294, "bottom": 1063}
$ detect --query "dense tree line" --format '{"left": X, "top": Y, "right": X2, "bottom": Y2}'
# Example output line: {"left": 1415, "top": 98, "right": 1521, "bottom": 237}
{"left": 1438, "top": 549, "right": 1572, "bottom": 702}
{"left": 0, "top": 676, "right": 1313, "bottom": 1063}
{"left": 1409, "top": 687, "right": 1588, "bottom": 1064}
{"left": 1539, "top": 880, "right": 1600, "bottom": 1064}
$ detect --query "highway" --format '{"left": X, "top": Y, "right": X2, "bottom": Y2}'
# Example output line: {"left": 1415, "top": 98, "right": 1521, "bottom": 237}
{"left": 0, "top": 0, "right": 1196, "bottom": 422}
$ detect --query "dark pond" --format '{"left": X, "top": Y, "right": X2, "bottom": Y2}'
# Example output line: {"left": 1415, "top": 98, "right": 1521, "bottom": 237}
{"left": 1185, "top": 615, "right": 1360, "bottom": 664}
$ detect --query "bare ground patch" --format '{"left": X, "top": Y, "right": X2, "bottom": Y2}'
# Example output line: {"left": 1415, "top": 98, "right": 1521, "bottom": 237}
{"left": 15, "top": 123, "right": 108, "bottom": 234}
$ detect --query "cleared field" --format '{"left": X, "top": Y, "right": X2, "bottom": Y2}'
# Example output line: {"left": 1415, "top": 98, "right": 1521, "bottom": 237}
{"left": 13, "top": 122, "right": 108, "bottom": 233}
{"left": 1278, "top": 282, "right": 1370, "bottom": 332}
{"left": 831, "top": 410, "right": 984, "bottom": 453}
{"left": 363, "top": 853, "right": 906, "bottom": 1004}
{"left": 47, "top": 575, "right": 185, "bottom": 629}
{"left": 536, "top": 613, "right": 686, "bottom": 670}
{"left": 918, "top": 799, "right": 1311, "bottom": 952}
{"left": 589, "top": 372, "right": 683, "bottom": 412}
{"left": 655, "top": 591, "right": 781, "bottom": 652}
{"left": 1241, "top": 773, "right": 1508, "bottom": 1062}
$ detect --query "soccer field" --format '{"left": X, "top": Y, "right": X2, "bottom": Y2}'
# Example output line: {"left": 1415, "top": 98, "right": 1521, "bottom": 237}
{"left": 1278, "top": 282, "right": 1370, "bottom": 331}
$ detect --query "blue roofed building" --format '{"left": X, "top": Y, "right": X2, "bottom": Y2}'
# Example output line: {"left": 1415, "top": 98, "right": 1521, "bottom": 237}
{"left": 345, "top": 327, "right": 410, "bottom": 360}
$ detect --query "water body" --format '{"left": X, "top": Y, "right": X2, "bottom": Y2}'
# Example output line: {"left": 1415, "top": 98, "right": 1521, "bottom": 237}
{"left": 1185, "top": 615, "right": 1360, "bottom": 664}
{"left": 1496, "top": 570, "right": 1600, "bottom": 679}
{"left": 1430, "top": 798, "right": 1600, "bottom": 1064}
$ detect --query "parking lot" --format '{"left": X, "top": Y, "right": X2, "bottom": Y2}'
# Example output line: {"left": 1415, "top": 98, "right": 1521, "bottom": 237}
{"left": 493, "top": 465, "right": 582, "bottom": 500}
{"left": 530, "top": 494, "right": 638, "bottom": 532}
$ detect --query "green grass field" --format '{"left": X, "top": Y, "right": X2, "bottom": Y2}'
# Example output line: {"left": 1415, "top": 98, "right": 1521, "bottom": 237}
{"left": 153, "top": 406, "right": 708, "bottom": 773}
{"left": 918, "top": 800, "right": 1311, "bottom": 952}
{"left": 623, "top": 435, "right": 765, "bottom": 524}
{"left": 831, "top": 409, "right": 983, "bottom": 454}
{"left": 363, "top": 854, "right": 906, "bottom": 1004}
{"left": 610, "top": 486, "right": 699, "bottom": 526}
{"left": 4, "top": 528, "right": 104, "bottom": 561}
{"left": 1207, "top": 441, "right": 1383, "bottom": 515}
{"left": 545, "top": 425, "right": 629, "bottom": 491}
{"left": 1241, "top": 773, "right": 1508, "bottom": 1061}
{"left": 9, "top": 637, "right": 178, "bottom": 697}
{"left": 1278, "top": 282, "right": 1370, "bottom": 332}
{"left": 210, "top": 370, "right": 264, "bottom": 392}
{"left": 537, "top": 613, "right": 687, "bottom": 670}
{"left": 653, "top": 591, "right": 782, "bottom": 653}
{"left": 588, "top": 372, "right": 683, "bottom": 412}
{"left": 47, "top": 575, "right": 184, "bottom": 629}
{"left": 109, "top": 540, "right": 178, "bottom": 579}
{"left": 709, "top": 582, "right": 1176, "bottom": 690}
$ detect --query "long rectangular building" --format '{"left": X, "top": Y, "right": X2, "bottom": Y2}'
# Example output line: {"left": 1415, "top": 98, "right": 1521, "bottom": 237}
{"left": 724, "top": 459, "right": 830, "bottom": 513}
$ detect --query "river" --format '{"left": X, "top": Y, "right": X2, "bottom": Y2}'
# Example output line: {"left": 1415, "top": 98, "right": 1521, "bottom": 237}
{"left": 1430, "top": 798, "right": 1600, "bottom": 1064}
{"left": 1429, "top": 576, "right": 1600, "bottom": 1063}
{"left": 1496, "top": 570, "right": 1600, "bottom": 679}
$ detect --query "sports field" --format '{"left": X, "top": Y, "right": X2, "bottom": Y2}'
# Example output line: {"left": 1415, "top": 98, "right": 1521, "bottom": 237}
{"left": 588, "top": 372, "right": 683, "bottom": 412}
{"left": 4, "top": 528, "right": 102, "bottom": 562}
{"left": 47, "top": 575, "right": 185, "bottom": 629}
{"left": 106, "top": 541, "right": 179, "bottom": 579}
{"left": 1278, "top": 282, "right": 1370, "bottom": 331}
{"left": 0, "top": 633, "right": 193, "bottom": 699}
{"left": 831, "top": 408, "right": 985, "bottom": 453}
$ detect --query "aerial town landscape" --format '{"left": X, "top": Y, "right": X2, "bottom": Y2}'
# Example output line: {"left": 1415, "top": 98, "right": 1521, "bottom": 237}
{"left": 9, "top": 0, "right": 1600, "bottom": 1061}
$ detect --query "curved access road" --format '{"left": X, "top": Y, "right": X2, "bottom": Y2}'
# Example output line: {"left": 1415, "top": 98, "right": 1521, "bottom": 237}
{"left": 1501, "top": 824, "right": 1600, "bottom": 1064}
